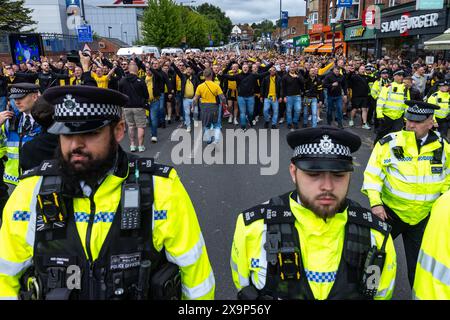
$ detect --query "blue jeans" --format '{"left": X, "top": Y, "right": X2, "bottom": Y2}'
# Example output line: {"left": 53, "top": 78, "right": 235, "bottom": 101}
{"left": 263, "top": 98, "right": 279, "bottom": 125}
{"left": 0, "top": 96, "right": 6, "bottom": 112}
{"left": 286, "top": 95, "right": 301, "bottom": 126}
{"left": 148, "top": 98, "right": 160, "bottom": 137}
{"left": 237, "top": 96, "right": 255, "bottom": 129}
{"left": 304, "top": 97, "right": 318, "bottom": 128}
{"left": 327, "top": 95, "right": 343, "bottom": 126}
{"left": 158, "top": 95, "right": 165, "bottom": 125}
{"left": 183, "top": 98, "right": 193, "bottom": 128}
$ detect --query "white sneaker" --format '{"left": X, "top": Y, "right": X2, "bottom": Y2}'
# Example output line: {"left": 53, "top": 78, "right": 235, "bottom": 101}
{"left": 349, "top": 120, "right": 354, "bottom": 127}
{"left": 252, "top": 119, "right": 257, "bottom": 126}
{"left": 228, "top": 116, "right": 233, "bottom": 124}
{"left": 233, "top": 118, "right": 239, "bottom": 125}
{"left": 130, "top": 145, "right": 137, "bottom": 152}
{"left": 318, "top": 117, "right": 322, "bottom": 123}
{"left": 165, "top": 115, "right": 169, "bottom": 121}
{"left": 138, "top": 145, "right": 145, "bottom": 152}
{"left": 279, "top": 117, "right": 285, "bottom": 124}
{"left": 151, "top": 137, "right": 158, "bottom": 143}
{"left": 194, "top": 120, "right": 199, "bottom": 128}
{"left": 308, "top": 115, "right": 312, "bottom": 121}
{"left": 362, "top": 123, "right": 371, "bottom": 130}
{"left": 255, "top": 115, "right": 260, "bottom": 122}
{"left": 186, "top": 126, "right": 191, "bottom": 133}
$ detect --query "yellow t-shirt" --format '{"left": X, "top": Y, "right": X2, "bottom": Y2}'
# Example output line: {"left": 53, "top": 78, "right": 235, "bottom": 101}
{"left": 145, "top": 75, "right": 155, "bottom": 101}
{"left": 176, "top": 75, "right": 182, "bottom": 91}
{"left": 268, "top": 76, "right": 276, "bottom": 98}
{"left": 195, "top": 80, "right": 223, "bottom": 104}
{"left": 227, "top": 70, "right": 238, "bottom": 90}
{"left": 92, "top": 73, "right": 109, "bottom": 88}
{"left": 184, "top": 78, "right": 195, "bottom": 99}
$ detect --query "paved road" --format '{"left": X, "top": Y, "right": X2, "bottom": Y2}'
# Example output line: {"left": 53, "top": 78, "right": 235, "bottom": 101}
{"left": 121, "top": 116, "right": 411, "bottom": 300}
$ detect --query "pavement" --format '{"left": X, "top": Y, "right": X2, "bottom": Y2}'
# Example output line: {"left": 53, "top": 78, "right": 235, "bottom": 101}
{"left": 121, "top": 112, "right": 412, "bottom": 300}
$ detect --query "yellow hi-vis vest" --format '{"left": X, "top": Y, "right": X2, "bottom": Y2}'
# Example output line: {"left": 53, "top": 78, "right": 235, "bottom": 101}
{"left": 428, "top": 91, "right": 450, "bottom": 120}
{"left": 413, "top": 189, "right": 450, "bottom": 300}
{"left": 362, "top": 130, "right": 450, "bottom": 225}
{"left": 376, "top": 82, "right": 408, "bottom": 120}
{"left": 231, "top": 193, "right": 397, "bottom": 300}
{"left": 0, "top": 158, "right": 215, "bottom": 300}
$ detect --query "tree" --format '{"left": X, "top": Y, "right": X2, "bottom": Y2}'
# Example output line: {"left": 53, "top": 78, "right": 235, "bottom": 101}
{"left": 0, "top": 0, "right": 36, "bottom": 32}
{"left": 142, "top": 0, "right": 184, "bottom": 48}
{"left": 182, "top": 9, "right": 209, "bottom": 48}
{"left": 196, "top": 3, "right": 232, "bottom": 43}
{"left": 252, "top": 19, "right": 275, "bottom": 41}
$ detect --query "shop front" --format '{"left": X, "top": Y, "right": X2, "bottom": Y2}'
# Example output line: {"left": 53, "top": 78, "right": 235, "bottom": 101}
{"left": 304, "top": 23, "right": 324, "bottom": 53}
{"left": 317, "top": 25, "right": 346, "bottom": 56}
{"left": 376, "top": 4, "right": 448, "bottom": 60}
{"left": 344, "top": 24, "right": 376, "bottom": 59}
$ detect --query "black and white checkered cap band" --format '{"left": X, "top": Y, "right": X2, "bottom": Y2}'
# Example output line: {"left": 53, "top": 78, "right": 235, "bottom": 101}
{"left": 54, "top": 103, "right": 122, "bottom": 120}
{"left": 293, "top": 143, "right": 352, "bottom": 158}
{"left": 407, "top": 105, "right": 434, "bottom": 115}
{"left": 10, "top": 87, "right": 35, "bottom": 95}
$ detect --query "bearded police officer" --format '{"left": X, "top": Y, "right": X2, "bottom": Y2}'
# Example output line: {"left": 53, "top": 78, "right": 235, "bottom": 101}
{"left": 362, "top": 100, "right": 450, "bottom": 288}
{"left": 231, "top": 126, "right": 397, "bottom": 300}
{"left": 0, "top": 86, "right": 214, "bottom": 300}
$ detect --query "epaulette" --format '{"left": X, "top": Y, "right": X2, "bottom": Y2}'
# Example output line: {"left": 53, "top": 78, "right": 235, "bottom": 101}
{"left": 431, "top": 92, "right": 438, "bottom": 97}
{"left": 378, "top": 134, "right": 394, "bottom": 145}
{"left": 129, "top": 158, "right": 173, "bottom": 178}
{"left": 20, "top": 159, "right": 61, "bottom": 179}
{"left": 242, "top": 204, "right": 295, "bottom": 226}
{"left": 347, "top": 205, "right": 391, "bottom": 237}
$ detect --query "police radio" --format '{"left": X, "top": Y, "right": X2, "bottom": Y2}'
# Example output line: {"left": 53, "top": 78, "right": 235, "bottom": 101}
{"left": 121, "top": 183, "right": 141, "bottom": 230}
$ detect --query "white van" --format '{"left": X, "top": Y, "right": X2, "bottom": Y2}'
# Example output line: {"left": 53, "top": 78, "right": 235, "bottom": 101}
{"left": 161, "top": 47, "right": 184, "bottom": 55}
{"left": 185, "top": 48, "right": 201, "bottom": 54}
{"left": 116, "top": 46, "right": 160, "bottom": 58}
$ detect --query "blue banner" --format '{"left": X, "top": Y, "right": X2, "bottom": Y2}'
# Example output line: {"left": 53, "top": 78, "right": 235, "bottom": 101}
{"left": 337, "top": 0, "right": 352, "bottom": 7}
{"left": 281, "top": 11, "right": 288, "bottom": 29}
{"left": 77, "top": 25, "right": 93, "bottom": 43}
{"left": 66, "top": 0, "right": 80, "bottom": 7}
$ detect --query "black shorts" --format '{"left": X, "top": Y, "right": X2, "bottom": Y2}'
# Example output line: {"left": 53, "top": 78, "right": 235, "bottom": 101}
{"left": 351, "top": 97, "right": 368, "bottom": 109}
{"left": 227, "top": 89, "right": 237, "bottom": 101}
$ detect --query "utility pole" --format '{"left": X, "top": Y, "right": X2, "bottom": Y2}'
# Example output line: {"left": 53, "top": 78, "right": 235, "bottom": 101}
{"left": 279, "top": 0, "right": 282, "bottom": 53}
{"left": 331, "top": 0, "right": 336, "bottom": 58}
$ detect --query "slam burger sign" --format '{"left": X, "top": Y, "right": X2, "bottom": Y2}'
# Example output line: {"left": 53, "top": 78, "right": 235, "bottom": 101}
{"left": 379, "top": 10, "right": 445, "bottom": 37}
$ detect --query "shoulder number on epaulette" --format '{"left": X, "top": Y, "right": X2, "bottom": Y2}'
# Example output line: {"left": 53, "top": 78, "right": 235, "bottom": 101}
{"left": 242, "top": 204, "right": 294, "bottom": 226}
{"left": 347, "top": 206, "right": 391, "bottom": 236}
{"left": 20, "top": 160, "right": 60, "bottom": 179}
{"left": 129, "top": 158, "right": 173, "bottom": 178}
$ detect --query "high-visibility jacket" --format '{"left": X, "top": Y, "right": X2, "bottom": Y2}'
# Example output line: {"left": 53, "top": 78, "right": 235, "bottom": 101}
{"left": 362, "top": 130, "right": 450, "bottom": 225}
{"left": 231, "top": 192, "right": 397, "bottom": 300}
{"left": 428, "top": 90, "right": 450, "bottom": 120}
{"left": 413, "top": 189, "right": 450, "bottom": 299}
{"left": 0, "top": 152, "right": 215, "bottom": 300}
{"left": 0, "top": 114, "right": 41, "bottom": 185}
{"left": 371, "top": 78, "right": 391, "bottom": 100}
{"left": 376, "top": 82, "right": 409, "bottom": 120}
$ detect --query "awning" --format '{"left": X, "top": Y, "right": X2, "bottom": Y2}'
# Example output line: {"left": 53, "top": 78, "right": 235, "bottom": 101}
{"left": 317, "top": 42, "right": 343, "bottom": 53}
{"left": 424, "top": 28, "right": 450, "bottom": 50}
{"left": 303, "top": 43, "right": 323, "bottom": 53}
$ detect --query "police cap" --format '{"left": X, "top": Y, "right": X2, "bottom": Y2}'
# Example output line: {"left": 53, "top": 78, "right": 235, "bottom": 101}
{"left": 43, "top": 86, "right": 129, "bottom": 135}
{"left": 287, "top": 126, "right": 361, "bottom": 172}
{"left": 404, "top": 100, "right": 439, "bottom": 122}
{"left": 380, "top": 69, "right": 390, "bottom": 75}
{"left": 9, "top": 83, "right": 40, "bottom": 99}
{"left": 393, "top": 69, "right": 405, "bottom": 77}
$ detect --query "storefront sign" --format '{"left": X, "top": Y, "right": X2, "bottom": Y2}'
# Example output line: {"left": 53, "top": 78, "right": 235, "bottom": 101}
{"left": 379, "top": 10, "right": 446, "bottom": 38}
{"left": 312, "top": 24, "right": 324, "bottom": 33}
{"left": 416, "top": 0, "right": 444, "bottom": 10}
{"left": 337, "top": 0, "right": 352, "bottom": 8}
{"left": 363, "top": 5, "right": 381, "bottom": 29}
{"left": 294, "top": 34, "right": 310, "bottom": 47}
{"left": 345, "top": 25, "right": 376, "bottom": 41}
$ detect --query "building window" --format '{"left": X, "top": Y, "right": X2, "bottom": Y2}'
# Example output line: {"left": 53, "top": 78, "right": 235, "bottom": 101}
{"left": 309, "top": 12, "right": 318, "bottom": 25}
{"left": 344, "top": 0, "right": 360, "bottom": 20}
{"left": 389, "top": 0, "right": 399, "bottom": 6}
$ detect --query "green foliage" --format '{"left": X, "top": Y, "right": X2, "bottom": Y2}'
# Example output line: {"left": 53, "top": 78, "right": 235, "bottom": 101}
{"left": 252, "top": 19, "right": 276, "bottom": 41}
{"left": 0, "top": 0, "right": 36, "bottom": 32}
{"left": 196, "top": 3, "right": 232, "bottom": 43}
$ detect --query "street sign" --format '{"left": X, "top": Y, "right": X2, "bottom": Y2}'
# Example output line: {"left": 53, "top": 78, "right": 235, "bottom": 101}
{"left": 77, "top": 25, "right": 93, "bottom": 43}
{"left": 337, "top": 0, "right": 352, "bottom": 7}
{"left": 293, "top": 34, "right": 310, "bottom": 47}
{"left": 66, "top": 0, "right": 80, "bottom": 7}
{"left": 281, "top": 11, "right": 288, "bottom": 29}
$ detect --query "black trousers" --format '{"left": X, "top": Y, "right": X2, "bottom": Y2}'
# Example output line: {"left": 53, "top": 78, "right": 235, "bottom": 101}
{"left": 437, "top": 118, "right": 449, "bottom": 139}
{"left": 367, "top": 97, "right": 376, "bottom": 125}
{"left": 384, "top": 205, "right": 429, "bottom": 288}
{"left": 374, "top": 117, "right": 404, "bottom": 145}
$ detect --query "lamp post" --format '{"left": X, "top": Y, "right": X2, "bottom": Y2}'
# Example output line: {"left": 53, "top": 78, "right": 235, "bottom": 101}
{"left": 124, "top": 31, "right": 128, "bottom": 44}
{"left": 108, "top": 26, "right": 112, "bottom": 38}
{"left": 279, "top": 0, "right": 282, "bottom": 53}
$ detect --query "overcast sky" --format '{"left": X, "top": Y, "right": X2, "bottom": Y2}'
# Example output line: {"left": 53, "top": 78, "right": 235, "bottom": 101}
{"left": 87, "top": 0, "right": 306, "bottom": 24}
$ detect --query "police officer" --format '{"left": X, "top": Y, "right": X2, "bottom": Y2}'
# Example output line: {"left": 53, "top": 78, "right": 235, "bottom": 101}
{"left": 413, "top": 188, "right": 450, "bottom": 299}
{"left": 375, "top": 70, "right": 409, "bottom": 144}
{"left": 427, "top": 79, "right": 450, "bottom": 138}
{"left": 231, "top": 126, "right": 397, "bottom": 300}
{"left": 0, "top": 83, "right": 42, "bottom": 186}
{"left": 0, "top": 86, "right": 214, "bottom": 300}
{"left": 362, "top": 100, "right": 450, "bottom": 288}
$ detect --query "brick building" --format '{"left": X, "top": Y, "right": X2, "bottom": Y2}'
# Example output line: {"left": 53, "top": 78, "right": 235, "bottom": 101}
{"left": 273, "top": 16, "right": 308, "bottom": 40}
